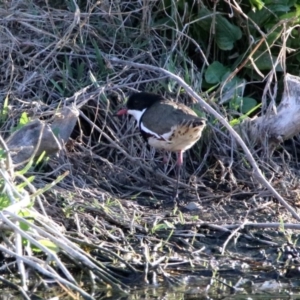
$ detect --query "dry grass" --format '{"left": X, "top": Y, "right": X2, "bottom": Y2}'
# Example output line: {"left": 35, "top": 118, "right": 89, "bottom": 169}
{"left": 1, "top": 0, "right": 300, "bottom": 298}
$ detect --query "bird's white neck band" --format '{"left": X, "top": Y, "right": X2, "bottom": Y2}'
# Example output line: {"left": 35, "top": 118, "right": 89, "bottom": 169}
{"left": 127, "top": 108, "right": 146, "bottom": 123}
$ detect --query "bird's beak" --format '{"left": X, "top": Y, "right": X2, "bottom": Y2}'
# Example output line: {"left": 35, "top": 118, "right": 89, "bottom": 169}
{"left": 115, "top": 108, "right": 128, "bottom": 116}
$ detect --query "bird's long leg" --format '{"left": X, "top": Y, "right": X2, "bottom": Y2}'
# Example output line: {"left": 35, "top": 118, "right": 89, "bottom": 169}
{"left": 162, "top": 152, "right": 169, "bottom": 165}
{"left": 173, "top": 150, "right": 183, "bottom": 203}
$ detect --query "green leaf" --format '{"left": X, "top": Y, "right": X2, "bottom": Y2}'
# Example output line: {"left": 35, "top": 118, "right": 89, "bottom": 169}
{"left": 230, "top": 100, "right": 261, "bottom": 126}
{"left": 240, "top": 97, "right": 258, "bottom": 114}
{"left": 198, "top": 7, "right": 242, "bottom": 50}
{"left": 296, "top": 4, "right": 300, "bottom": 16}
{"left": 279, "top": 11, "right": 300, "bottom": 21}
{"left": 19, "top": 210, "right": 34, "bottom": 219}
{"left": 248, "top": 8, "right": 271, "bottom": 28}
{"left": 20, "top": 222, "right": 30, "bottom": 231}
{"left": 192, "top": 107, "right": 206, "bottom": 118}
{"left": 230, "top": 96, "right": 258, "bottom": 114}
{"left": 17, "top": 176, "right": 35, "bottom": 190}
{"left": 205, "top": 61, "right": 229, "bottom": 84}
{"left": 50, "top": 79, "right": 64, "bottom": 94}
{"left": 32, "top": 239, "right": 60, "bottom": 254}
{"left": 249, "top": 0, "right": 265, "bottom": 11}
{"left": 35, "top": 151, "right": 47, "bottom": 165}
{"left": 0, "top": 194, "right": 10, "bottom": 210}
{"left": 246, "top": 51, "right": 283, "bottom": 71}
{"left": 216, "top": 20, "right": 242, "bottom": 50}
{"left": 267, "top": 3, "right": 294, "bottom": 13}
{"left": 19, "top": 211, "right": 34, "bottom": 231}
{"left": 64, "top": 55, "right": 73, "bottom": 79}
{"left": 164, "top": 220, "right": 176, "bottom": 228}
{"left": 77, "top": 61, "right": 85, "bottom": 81}
{"left": 0, "top": 95, "right": 9, "bottom": 123}
{"left": 220, "top": 74, "right": 246, "bottom": 103}
{"left": 151, "top": 222, "right": 175, "bottom": 233}
{"left": 19, "top": 112, "right": 29, "bottom": 127}
{"left": 0, "top": 148, "right": 6, "bottom": 159}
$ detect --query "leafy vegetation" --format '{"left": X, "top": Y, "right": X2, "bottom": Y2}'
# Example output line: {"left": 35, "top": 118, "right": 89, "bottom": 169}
{"left": 157, "top": 0, "right": 300, "bottom": 117}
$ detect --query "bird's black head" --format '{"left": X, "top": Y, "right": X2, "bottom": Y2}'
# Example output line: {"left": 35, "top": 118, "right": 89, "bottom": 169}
{"left": 126, "top": 92, "right": 163, "bottom": 111}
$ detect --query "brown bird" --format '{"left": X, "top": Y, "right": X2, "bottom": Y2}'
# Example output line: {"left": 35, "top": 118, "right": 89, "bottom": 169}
{"left": 117, "top": 92, "right": 206, "bottom": 201}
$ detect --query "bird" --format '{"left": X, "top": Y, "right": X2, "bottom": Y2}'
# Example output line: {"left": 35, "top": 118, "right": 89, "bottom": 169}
{"left": 117, "top": 92, "right": 206, "bottom": 202}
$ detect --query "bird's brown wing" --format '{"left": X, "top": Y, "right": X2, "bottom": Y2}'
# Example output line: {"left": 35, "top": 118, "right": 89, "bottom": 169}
{"left": 140, "top": 100, "right": 199, "bottom": 136}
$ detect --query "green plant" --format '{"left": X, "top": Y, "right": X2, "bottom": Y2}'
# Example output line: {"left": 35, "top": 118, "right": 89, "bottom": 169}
{"left": 158, "top": 0, "right": 300, "bottom": 118}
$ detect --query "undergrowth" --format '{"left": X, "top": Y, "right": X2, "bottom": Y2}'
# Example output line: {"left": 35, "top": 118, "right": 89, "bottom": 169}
{"left": 0, "top": 0, "right": 300, "bottom": 298}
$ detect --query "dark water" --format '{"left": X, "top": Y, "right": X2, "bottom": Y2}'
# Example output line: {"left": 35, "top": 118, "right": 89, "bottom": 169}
{"left": 2, "top": 275, "right": 299, "bottom": 300}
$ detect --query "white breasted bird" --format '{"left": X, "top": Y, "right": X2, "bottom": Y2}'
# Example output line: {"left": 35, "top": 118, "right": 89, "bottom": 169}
{"left": 117, "top": 92, "right": 206, "bottom": 202}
